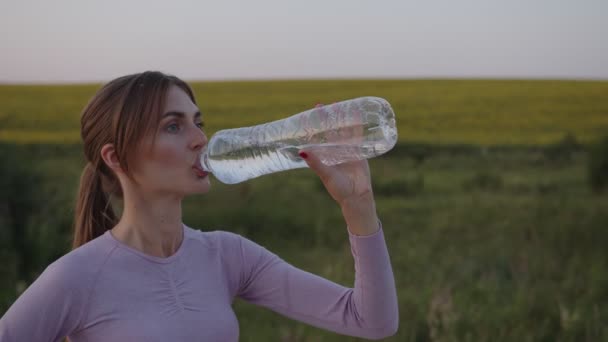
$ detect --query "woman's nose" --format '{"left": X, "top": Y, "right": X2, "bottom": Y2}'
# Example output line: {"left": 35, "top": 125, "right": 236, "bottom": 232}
{"left": 189, "top": 126, "right": 208, "bottom": 150}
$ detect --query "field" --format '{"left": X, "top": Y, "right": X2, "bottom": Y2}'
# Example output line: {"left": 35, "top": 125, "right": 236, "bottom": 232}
{"left": 2, "top": 79, "right": 607, "bottom": 145}
{"left": 1, "top": 79, "right": 608, "bottom": 341}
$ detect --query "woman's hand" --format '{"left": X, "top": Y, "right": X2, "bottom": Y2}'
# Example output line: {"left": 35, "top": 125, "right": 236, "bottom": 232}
{"left": 299, "top": 150, "right": 379, "bottom": 236}
{"left": 298, "top": 150, "right": 372, "bottom": 207}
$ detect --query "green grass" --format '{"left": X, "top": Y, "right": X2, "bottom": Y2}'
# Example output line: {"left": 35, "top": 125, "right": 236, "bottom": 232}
{"left": 1, "top": 80, "right": 607, "bottom": 341}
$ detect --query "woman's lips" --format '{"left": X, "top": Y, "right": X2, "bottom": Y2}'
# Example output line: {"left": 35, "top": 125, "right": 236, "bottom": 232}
{"left": 192, "top": 165, "right": 209, "bottom": 178}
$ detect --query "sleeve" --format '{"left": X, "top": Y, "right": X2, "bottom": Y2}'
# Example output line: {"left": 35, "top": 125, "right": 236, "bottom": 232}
{"left": 232, "top": 222, "right": 399, "bottom": 340}
{"left": 0, "top": 259, "right": 88, "bottom": 342}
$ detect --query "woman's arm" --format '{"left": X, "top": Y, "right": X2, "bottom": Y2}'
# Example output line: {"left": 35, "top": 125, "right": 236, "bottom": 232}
{"left": 230, "top": 151, "right": 399, "bottom": 339}
{"left": 232, "top": 220, "right": 398, "bottom": 340}
{"left": 219, "top": 146, "right": 400, "bottom": 339}
{"left": 0, "top": 258, "right": 87, "bottom": 342}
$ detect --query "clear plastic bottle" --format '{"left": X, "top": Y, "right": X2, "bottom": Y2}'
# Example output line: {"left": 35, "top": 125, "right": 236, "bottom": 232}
{"left": 199, "top": 96, "right": 398, "bottom": 184}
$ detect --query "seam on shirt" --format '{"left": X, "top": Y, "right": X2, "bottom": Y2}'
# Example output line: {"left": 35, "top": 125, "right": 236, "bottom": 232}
{"left": 73, "top": 243, "right": 120, "bottom": 334}
{"left": 237, "top": 233, "right": 246, "bottom": 296}
{"left": 216, "top": 232, "right": 236, "bottom": 300}
{"left": 349, "top": 233, "right": 366, "bottom": 326}
{"left": 189, "top": 229, "right": 219, "bottom": 252}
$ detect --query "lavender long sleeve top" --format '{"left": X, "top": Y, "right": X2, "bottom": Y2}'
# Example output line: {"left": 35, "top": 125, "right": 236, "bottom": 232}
{"left": 0, "top": 223, "right": 398, "bottom": 341}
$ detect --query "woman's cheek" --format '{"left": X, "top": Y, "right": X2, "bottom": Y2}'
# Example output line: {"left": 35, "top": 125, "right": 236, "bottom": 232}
{"left": 151, "top": 139, "right": 185, "bottom": 167}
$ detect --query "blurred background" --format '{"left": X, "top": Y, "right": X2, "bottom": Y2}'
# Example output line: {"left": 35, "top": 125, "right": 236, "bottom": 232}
{"left": 1, "top": 0, "right": 607, "bottom": 341}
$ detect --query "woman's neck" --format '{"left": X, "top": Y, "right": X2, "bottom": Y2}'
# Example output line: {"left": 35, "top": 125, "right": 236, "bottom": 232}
{"left": 111, "top": 191, "right": 184, "bottom": 258}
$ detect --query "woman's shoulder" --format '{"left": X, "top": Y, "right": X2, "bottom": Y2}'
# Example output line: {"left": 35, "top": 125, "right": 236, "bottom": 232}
{"left": 184, "top": 225, "right": 245, "bottom": 250}
{"left": 43, "top": 231, "right": 118, "bottom": 285}
{"left": 184, "top": 225, "right": 272, "bottom": 261}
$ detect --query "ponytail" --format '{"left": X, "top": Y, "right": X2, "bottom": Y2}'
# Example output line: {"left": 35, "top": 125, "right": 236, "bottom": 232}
{"left": 72, "top": 162, "right": 118, "bottom": 249}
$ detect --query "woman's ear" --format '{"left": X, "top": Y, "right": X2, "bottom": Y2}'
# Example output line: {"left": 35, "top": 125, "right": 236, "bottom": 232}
{"left": 100, "top": 143, "right": 123, "bottom": 173}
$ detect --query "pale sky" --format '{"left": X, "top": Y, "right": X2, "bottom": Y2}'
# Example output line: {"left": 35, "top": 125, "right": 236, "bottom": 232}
{"left": 1, "top": 0, "right": 607, "bottom": 83}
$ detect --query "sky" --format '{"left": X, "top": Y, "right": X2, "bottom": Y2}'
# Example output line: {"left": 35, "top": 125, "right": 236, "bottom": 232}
{"left": 0, "top": 0, "right": 607, "bottom": 83}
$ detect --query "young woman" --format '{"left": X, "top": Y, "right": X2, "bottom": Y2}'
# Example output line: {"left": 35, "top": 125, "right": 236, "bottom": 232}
{"left": 0, "top": 71, "right": 399, "bottom": 341}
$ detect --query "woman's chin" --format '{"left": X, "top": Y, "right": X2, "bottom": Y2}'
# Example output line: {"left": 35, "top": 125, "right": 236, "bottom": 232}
{"left": 190, "top": 179, "right": 211, "bottom": 193}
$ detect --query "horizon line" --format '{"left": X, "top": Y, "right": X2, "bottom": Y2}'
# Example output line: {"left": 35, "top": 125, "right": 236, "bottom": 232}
{"left": 1, "top": 75, "right": 607, "bottom": 86}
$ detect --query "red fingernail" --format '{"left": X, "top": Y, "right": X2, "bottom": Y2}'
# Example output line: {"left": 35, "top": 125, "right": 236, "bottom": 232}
{"left": 299, "top": 152, "right": 308, "bottom": 159}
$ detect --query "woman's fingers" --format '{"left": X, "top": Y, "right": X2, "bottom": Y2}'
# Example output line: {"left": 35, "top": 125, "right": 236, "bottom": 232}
{"left": 299, "top": 150, "right": 333, "bottom": 183}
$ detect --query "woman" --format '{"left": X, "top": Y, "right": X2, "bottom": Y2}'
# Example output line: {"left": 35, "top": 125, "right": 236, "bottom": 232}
{"left": 0, "top": 71, "right": 398, "bottom": 341}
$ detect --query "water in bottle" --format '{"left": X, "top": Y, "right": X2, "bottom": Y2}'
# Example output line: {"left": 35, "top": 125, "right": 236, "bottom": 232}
{"left": 199, "top": 96, "right": 398, "bottom": 184}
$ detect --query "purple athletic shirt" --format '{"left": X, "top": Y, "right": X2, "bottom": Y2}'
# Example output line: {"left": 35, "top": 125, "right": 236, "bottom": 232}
{"left": 0, "top": 223, "right": 398, "bottom": 341}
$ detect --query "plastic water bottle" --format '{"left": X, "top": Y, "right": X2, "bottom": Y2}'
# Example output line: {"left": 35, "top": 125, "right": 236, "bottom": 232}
{"left": 199, "top": 96, "right": 398, "bottom": 184}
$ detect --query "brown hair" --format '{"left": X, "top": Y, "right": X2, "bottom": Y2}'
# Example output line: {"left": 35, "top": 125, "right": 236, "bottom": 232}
{"left": 72, "top": 71, "right": 196, "bottom": 249}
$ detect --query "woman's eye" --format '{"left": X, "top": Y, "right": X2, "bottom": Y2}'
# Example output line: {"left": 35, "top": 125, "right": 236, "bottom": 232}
{"left": 196, "top": 121, "right": 206, "bottom": 130}
{"left": 166, "top": 123, "right": 179, "bottom": 133}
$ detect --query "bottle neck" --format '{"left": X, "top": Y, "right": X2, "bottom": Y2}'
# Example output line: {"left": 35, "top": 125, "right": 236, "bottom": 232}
{"left": 200, "top": 145, "right": 211, "bottom": 172}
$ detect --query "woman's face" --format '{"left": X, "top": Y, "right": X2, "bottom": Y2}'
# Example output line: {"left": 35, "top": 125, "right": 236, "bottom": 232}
{"left": 130, "top": 84, "right": 211, "bottom": 197}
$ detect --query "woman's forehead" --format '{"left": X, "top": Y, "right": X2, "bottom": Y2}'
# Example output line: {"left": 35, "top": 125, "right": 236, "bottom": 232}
{"left": 164, "top": 85, "right": 198, "bottom": 114}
